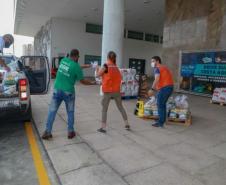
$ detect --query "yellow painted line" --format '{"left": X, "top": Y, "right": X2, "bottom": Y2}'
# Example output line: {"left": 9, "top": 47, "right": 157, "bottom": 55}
{"left": 25, "top": 122, "right": 51, "bottom": 185}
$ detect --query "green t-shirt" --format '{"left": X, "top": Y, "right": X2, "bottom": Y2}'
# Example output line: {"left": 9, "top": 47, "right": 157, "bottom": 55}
{"left": 54, "top": 57, "right": 84, "bottom": 93}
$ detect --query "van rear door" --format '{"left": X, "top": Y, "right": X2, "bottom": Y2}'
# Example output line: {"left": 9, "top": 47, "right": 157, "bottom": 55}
{"left": 20, "top": 56, "right": 50, "bottom": 94}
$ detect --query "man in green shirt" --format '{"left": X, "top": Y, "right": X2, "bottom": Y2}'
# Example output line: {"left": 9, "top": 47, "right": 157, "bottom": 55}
{"left": 42, "top": 49, "right": 94, "bottom": 139}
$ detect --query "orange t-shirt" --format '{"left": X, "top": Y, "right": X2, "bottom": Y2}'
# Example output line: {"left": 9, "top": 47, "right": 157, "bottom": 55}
{"left": 155, "top": 64, "right": 174, "bottom": 90}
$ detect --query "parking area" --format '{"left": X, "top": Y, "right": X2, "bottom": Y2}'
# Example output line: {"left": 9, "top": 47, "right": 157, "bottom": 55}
{"left": 0, "top": 120, "right": 60, "bottom": 185}
{"left": 31, "top": 84, "right": 226, "bottom": 185}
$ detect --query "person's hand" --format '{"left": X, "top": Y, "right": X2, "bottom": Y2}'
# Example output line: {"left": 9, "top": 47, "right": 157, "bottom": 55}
{"left": 148, "top": 89, "right": 155, "bottom": 97}
{"left": 81, "top": 64, "right": 91, "bottom": 69}
{"left": 91, "top": 81, "right": 96, "bottom": 85}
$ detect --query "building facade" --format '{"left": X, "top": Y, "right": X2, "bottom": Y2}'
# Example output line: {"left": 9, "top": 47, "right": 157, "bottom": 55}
{"left": 14, "top": 0, "right": 226, "bottom": 80}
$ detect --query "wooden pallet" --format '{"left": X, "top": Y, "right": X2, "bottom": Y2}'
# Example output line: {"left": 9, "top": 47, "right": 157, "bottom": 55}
{"left": 142, "top": 115, "right": 158, "bottom": 120}
{"left": 167, "top": 113, "right": 192, "bottom": 127}
{"left": 210, "top": 100, "right": 226, "bottom": 106}
{"left": 140, "top": 112, "right": 192, "bottom": 127}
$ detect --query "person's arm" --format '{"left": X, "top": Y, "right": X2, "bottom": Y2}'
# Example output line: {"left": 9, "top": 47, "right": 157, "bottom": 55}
{"left": 76, "top": 64, "right": 95, "bottom": 85}
{"left": 152, "top": 74, "right": 160, "bottom": 90}
{"left": 150, "top": 67, "right": 160, "bottom": 94}
{"left": 0, "top": 58, "right": 10, "bottom": 72}
{"left": 80, "top": 79, "right": 96, "bottom": 85}
{"left": 81, "top": 64, "right": 91, "bottom": 69}
{"left": 95, "top": 65, "right": 107, "bottom": 77}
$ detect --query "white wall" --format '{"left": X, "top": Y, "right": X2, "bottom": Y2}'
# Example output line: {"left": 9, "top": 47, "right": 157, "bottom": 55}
{"left": 50, "top": 18, "right": 162, "bottom": 77}
{"left": 124, "top": 39, "right": 162, "bottom": 76}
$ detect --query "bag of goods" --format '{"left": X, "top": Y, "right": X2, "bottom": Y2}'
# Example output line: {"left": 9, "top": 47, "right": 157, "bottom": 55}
{"left": 169, "top": 108, "right": 189, "bottom": 120}
{"left": 132, "top": 81, "right": 139, "bottom": 96}
{"left": 3, "top": 85, "right": 17, "bottom": 96}
{"left": 168, "top": 95, "right": 190, "bottom": 120}
{"left": 91, "top": 61, "right": 98, "bottom": 69}
{"left": 144, "top": 97, "right": 158, "bottom": 117}
{"left": 0, "top": 72, "right": 3, "bottom": 82}
{"left": 144, "top": 107, "right": 152, "bottom": 116}
{"left": 3, "top": 71, "right": 19, "bottom": 86}
{"left": 126, "top": 81, "right": 133, "bottom": 96}
{"left": 94, "top": 70, "right": 102, "bottom": 85}
{"left": 8, "top": 61, "right": 18, "bottom": 71}
{"left": 219, "top": 89, "right": 226, "bottom": 103}
{"left": 175, "top": 95, "right": 189, "bottom": 109}
{"left": 144, "top": 107, "right": 158, "bottom": 117}
{"left": 120, "top": 82, "right": 126, "bottom": 96}
{"left": 212, "top": 88, "right": 221, "bottom": 102}
{"left": 127, "top": 69, "right": 136, "bottom": 82}
{"left": 212, "top": 88, "right": 226, "bottom": 103}
{"left": 120, "top": 68, "right": 139, "bottom": 97}
{"left": 4, "top": 75, "right": 16, "bottom": 85}
{"left": 120, "top": 69, "right": 128, "bottom": 82}
{"left": 0, "top": 84, "right": 4, "bottom": 94}
{"left": 167, "top": 96, "right": 176, "bottom": 112}
{"left": 152, "top": 106, "right": 159, "bottom": 117}
{"left": 0, "top": 70, "right": 6, "bottom": 83}
{"left": 144, "top": 96, "right": 156, "bottom": 108}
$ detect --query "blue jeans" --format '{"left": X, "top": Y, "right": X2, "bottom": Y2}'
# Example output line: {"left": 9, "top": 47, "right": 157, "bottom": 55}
{"left": 46, "top": 89, "right": 75, "bottom": 133}
{"left": 157, "top": 86, "right": 173, "bottom": 127}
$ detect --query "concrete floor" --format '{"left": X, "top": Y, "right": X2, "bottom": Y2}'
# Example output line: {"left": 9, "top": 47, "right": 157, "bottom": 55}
{"left": 31, "top": 84, "right": 226, "bottom": 185}
{"left": 0, "top": 121, "right": 60, "bottom": 185}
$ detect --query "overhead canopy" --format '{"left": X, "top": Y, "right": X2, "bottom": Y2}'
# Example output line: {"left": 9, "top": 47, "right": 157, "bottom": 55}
{"left": 14, "top": 0, "right": 165, "bottom": 37}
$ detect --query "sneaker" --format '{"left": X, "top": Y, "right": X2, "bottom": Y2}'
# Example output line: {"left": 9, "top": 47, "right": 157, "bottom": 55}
{"left": 97, "top": 128, "right": 107, "bottom": 133}
{"left": 42, "top": 131, "right": 53, "bottom": 140}
{"left": 152, "top": 123, "right": 160, "bottom": 127}
{"left": 125, "top": 125, "right": 131, "bottom": 131}
{"left": 68, "top": 131, "right": 76, "bottom": 139}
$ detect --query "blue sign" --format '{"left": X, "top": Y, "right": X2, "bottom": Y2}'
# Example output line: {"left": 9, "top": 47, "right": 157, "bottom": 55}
{"left": 180, "top": 50, "right": 226, "bottom": 95}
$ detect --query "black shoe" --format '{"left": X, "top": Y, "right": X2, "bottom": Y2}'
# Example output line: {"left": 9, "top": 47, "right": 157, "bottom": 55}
{"left": 42, "top": 131, "right": 53, "bottom": 140}
{"left": 152, "top": 123, "right": 160, "bottom": 127}
{"left": 97, "top": 128, "right": 107, "bottom": 133}
{"left": 125, "top": 125, "right": 131, "bottom": 131}
{"left": 68, "top": 131, "right": 76, "bottom": 139}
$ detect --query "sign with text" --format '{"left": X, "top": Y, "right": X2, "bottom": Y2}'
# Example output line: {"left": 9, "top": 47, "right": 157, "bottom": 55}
{"left": 179, "top": 50, "right": 226, "bottom": 95}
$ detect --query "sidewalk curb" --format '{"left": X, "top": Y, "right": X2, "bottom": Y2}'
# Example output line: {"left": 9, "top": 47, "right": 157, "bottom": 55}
{"left": 31, "top": 117, "right": 63, "bottom": 185}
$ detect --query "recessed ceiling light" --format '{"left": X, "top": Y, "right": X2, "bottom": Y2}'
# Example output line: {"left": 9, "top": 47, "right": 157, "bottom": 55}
{"left": 143, "top": 0, "right": 151, "bottom": 4}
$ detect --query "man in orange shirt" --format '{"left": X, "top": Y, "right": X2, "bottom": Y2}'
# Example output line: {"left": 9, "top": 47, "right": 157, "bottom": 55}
{"left": 150, "top": 56, "right": 174, "bottom": 128}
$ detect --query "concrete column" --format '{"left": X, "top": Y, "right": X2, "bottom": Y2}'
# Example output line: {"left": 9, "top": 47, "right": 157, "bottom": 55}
{"left": 101, "top": 0, "right": 125, "bottom": 67}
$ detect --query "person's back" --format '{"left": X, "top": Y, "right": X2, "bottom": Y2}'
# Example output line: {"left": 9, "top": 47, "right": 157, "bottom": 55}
{"left": 54, "top": 57, "right": 83, "bottom": 93}
{"left": 102, "top": 60, "right": 122, "bottom": 93}
{"left": 95, "top": 51, "right": 130, "bottom": 133}
{"left": 42, "top": 49, "right": 94, "bottom": 140}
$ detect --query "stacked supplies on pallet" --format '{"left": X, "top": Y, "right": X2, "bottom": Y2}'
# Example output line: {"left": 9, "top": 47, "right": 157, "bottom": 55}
{"left": 142, "top": 95, "right": 190, "bottom": 121}
{"left": 120, "top": 69, "right": 139, "bottom": 97}
{"left": 168, "top": 95, "right": 189, "bottom": 121}
{"left": 212, "top": 88, "right": 226, "bottom": 103}
{"left": 144, "top": 96, "right": 158, "bottom": 117}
